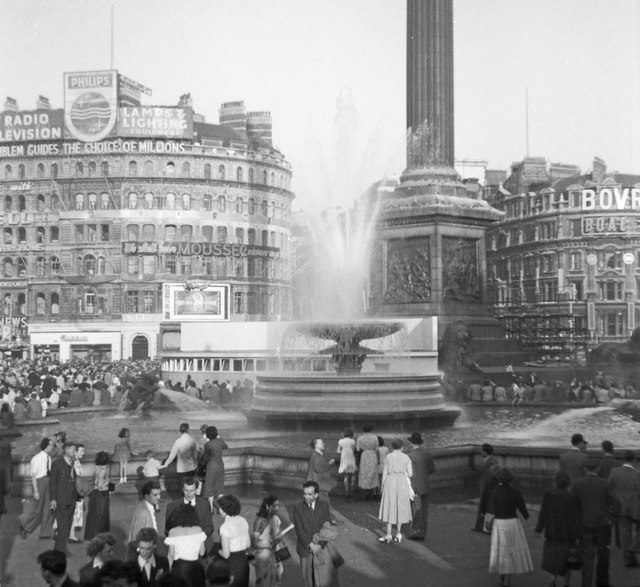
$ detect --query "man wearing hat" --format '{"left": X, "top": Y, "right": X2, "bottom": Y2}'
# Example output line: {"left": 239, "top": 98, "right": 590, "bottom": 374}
{"left": 405, "top": 432, "right": 435, "bottom": 541}
{"left": 559, "top": 433, "right": 588, "bottom": 483}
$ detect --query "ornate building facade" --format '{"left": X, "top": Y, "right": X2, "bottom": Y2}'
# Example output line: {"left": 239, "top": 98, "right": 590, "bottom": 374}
{"left": 486, "top": 157, "right": 640, "bottom": 354}
{"left": 0, "top": 71, "right": 294, "bottom": 362}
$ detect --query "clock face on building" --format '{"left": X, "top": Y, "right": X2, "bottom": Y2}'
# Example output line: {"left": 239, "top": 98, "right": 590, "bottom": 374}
{"left": 623, "top": 252, "right": 635, "bottom": 265}
{"left": 586, "top": 253, "right": 597, "bottom": 266}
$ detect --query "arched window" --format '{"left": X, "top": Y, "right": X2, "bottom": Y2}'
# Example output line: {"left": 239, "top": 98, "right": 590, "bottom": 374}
{"left": 166, "top": 161, "right": 175, "bottom": 174}
{"left": 218, "top": 195, "right": 226, "bottom": 213}
{"left": 164, "top": 225, "right": 177, "bottom": 240}
{"left": 83, "top": 255, "right": 96, "bottom": 275}
{"left": 236, "top": 167, "right": 243, "bottom": 182}
{"left": 50, "top": 227, "right": 59, "bottom": 242}
{"left": 203, "top": 195, "right": 211, "bottom": 211}
{"left": 36, "top": 257, "right": 47, "bottom": 276}
{"left": 127, "top": 224, "right": 139, "bottom": 241}
{"left": 36, "top": 227, "right": 46, "bottom": 243}
{"left": 50, "top": 293, "right": 59, "bottom": 315}
{"left": 76, "top": 161, "right": 84, "bottom": 177}
{"left": 17, "top": 259, "right": 26, "bottom": 277}
{"left": 262, "top": 170, "right": 268, "bottom": 184}
{"left": 144, "top": 160, "right": 153, "bottom": 175}
{"left": 97, "top": 257, "right": 105, "bottom": 275}
{"left": 129, "top": 161, "right": 138, "bottom": 176}
{"left": 204, "top": 163, "right": 211, "bottom": 180}
{"left": 217, "top": 226, "right": 227, "bottom": 243}
{"left": 51, "top": 163, "right": 58, "bottom": 178}
{"left": 36, "top": 194, "right": 45, "bottom": 211}
{"left": 3, "top": 228, "right": 13, "bottom": 244}
{"left": 84, "top": 289, "right": 96, "bottom": 314}
{"left": 182, "top": 162, "right": 190, "bottom": 177}
{"left": 88, "top": 193, "right": 97, "bottom": 210}
{"left": 182, "top": 193, "right": 191, "bottom": 210}
{"left": 19, "top": 195, "right": 26, "bottom": 211}
{"left": 142, "top": 224, "right": 155, "bottom": 240}
{"left": 166, "top": 193, "right": 176, "bottom": 210}
{"left": 75, "top": 256, "right": 82, "bottom": 274}
{"left": 88, "top": 161, "right": 97, "bottom": 176}
{"left": 247, "top": 229, "right": 256, "bottom": 244}
{"left": 4, "top": 196, "right": 12, "bottom": 212}
{"left": 270, "top": 172, "right": 275, "bottom": 186}
{"left": 248, "top": 168, "right": 254, "bottom": 183}
{"left": 128, "top": 192, "right": 138, "bottom": 209}
{"left": 101, "top": 161, "right": 109, "bottom": 176}
{"left": 18, "top": 164, "right": 26, "bottom": 179}
{"left": 235, "top": 228, "right": 244, "bottom": 243}
{"left": 4, "top": 164, "right": 12, "bottom": 180}
{"left": 50, "top": 256, "right": 61, "bottom": 274}
{"left": 2, "top": 294, "right": 11, "bottom": 315}
{"left": 100, "top": 192, "right": 110, "bottom": 209}
{"left": 202, "top": 226, "right": 213, "bottom": 242}
{"left": 181, "top": 225, "right": 192, "bottom": 242}
{"left": 36, "top": 293, "right": 46, "bottom": 315}
{"left": 218, "top": 165, "right": 226, "bottom": 180}
{"left": 17, "top": 228, "right": 26, "bottom": 243}
{"left": 127, "top": 256, "right": 139, "bottom": 275}
{"left": 37, "top": 163, "right": 45, "bottom": 179}
{"left": 236, "top": 198, "right": 243, "bottom": 214}
{"left": 74, "top": 193, "right": 85, "bottom": 210}
{"left": 17, "top": 293, "right": 26, "bottom": 315}
{"left": 261, "top": 200, "right": 268, "bottom": 216}
{"left": 248, "top": 198, "right": 255, "bottom": 215}
{"left": 144, "top": 192, "right": 153, "bottom": 209}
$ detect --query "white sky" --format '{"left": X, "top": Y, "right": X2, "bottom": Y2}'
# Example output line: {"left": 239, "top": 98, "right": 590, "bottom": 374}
{"left": 1, "top": 0, "right": 639, "bottom": 211}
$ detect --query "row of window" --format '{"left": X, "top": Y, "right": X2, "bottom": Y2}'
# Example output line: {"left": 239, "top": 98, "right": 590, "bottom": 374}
{"left": 2, "top": 292, "right": 58, "bottom": 316}
{"left": 3, "top": 160, "right": 290, "bottom": 189}
{"left": 490, "top": 279, "right": 629, "bottom": 303}
{"left": 124, "top": 224, "right": 282, "bottom": 247}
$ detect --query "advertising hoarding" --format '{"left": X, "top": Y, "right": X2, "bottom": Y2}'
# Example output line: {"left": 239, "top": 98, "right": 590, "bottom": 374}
{"left": 122, "top": 242, "right": 279, "bottom": 258}
{"left": 118, "top": 107, "right": 193, "bottom": 139}
{"left": 162, "top": 283, "right": 230, "bottom": 322}
{"left": 64, "top": 70, "right": 118, "bottom": 142}
{"left": 0, "top": 109, "right": 63, "bottom": 142}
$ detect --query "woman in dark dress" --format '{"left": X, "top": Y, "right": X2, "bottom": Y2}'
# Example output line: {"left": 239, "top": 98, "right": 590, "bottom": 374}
{"left": 84, "top": 451, "right": 111, "bottom": 540}
{"left": 203, "top": 426, "right": 228, "bottom": 510}
{"left": 535, "top": 470, "right": 580, "bottom": 587}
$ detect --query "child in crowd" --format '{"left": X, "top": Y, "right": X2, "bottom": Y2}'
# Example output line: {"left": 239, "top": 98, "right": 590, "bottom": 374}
{"left": 142, "top": 449, "right": 165, "bottom": 495}
{"left": 113, "top": 427, "right": 135, "bottom": 485}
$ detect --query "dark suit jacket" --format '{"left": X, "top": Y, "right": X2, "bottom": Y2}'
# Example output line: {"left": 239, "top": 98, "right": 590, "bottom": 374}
{"left": 78, "top": 562, "right": 98, "bottom": 587}
{"left": 559, "top": 449, "right": 587, "bottom": 482}
{"left": 49, "top": 456, "right": 79, "bottom": 506}
{"left": 59, "top": 576, "right": 80, "bottom": 587}
{"left": 165, "top": 496, "right": 213, "bottom": 537}
{"left": 291, "top": 499, "right": 331, "bottom": 558}
{"left": 598, "top": 454, "right": 622, "bottom": 480}
{"left": 571, "top": 472, "right": 621, "bottom": 529}
{"left": 307, "top": 451, "right": 336, "bottom": 493}
{"left": 139, "top": 555, "right": 170, "bottom": 587}
{"left": 608, "top": 464, "right": 640, "bottom": 519}
{"left": 407, "top": 446, "right": 435, "bottom": 495}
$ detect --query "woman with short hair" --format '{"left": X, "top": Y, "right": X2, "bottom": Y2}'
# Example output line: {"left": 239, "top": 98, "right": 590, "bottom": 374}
{"left": 202, "top": 426, "right": 228, "bottom": 510}
{"left": 251, "top": 494, "right": 284, "bottom": 587}
{"left": 378, "top": 438, "right": 413, "bottom": 544}
{"left": 164, "top": 503, "right": 206, "bottom": 587}
{"left": 218, "top": 494, "right": 251, "bottom": 587}
{"left": 84, "top": 451, "right": 112, "bottom": 540}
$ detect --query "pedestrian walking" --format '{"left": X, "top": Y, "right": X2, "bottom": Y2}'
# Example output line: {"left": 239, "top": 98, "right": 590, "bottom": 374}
{"left": 405, "top": 432, "right": 435, "bottom": 541}
{"left": 19, "top": 437, "right": 54, "bottom": 540}
{"left": 378, "top": 438, "right": 413, "bottom": 544}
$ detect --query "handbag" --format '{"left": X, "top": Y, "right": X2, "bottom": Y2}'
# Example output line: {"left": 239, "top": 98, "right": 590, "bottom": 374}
{"left": 566, "top": 545, "right": 582, "bottom": 570}
{"left": 274, "top": 545, "right": 291, "bottom": 562}
{"left": 107, "top": 481, "right": 116, "bottom": 492}
{"left": 327, "top": 542, "right": 344, "bottom": 568}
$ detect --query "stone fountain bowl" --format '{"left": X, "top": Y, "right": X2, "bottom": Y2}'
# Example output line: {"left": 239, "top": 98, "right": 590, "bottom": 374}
{"left": 244, "top": 371, "right": 460, "bottom": 432}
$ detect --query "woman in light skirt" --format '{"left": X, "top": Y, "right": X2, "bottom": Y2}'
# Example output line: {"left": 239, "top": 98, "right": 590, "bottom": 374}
{"left": 488, "top": 467, "right": 533, "bottom": 586}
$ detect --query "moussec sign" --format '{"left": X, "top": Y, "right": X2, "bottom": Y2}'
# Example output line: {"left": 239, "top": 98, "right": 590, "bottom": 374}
{"left": 64, "top": 70, "right": 118, "bottom": 142}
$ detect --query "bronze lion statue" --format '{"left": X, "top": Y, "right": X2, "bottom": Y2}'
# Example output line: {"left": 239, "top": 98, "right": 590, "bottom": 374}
{"left": 439, "top": 321, "right": 481, "bottom": 372}
{"left": 589, "top": 327, "right": 640, "bottom": 367}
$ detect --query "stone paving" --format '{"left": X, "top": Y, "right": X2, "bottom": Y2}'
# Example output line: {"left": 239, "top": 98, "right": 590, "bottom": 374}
{"left": 1, "top": 486, "right": 639, "bottom": 587}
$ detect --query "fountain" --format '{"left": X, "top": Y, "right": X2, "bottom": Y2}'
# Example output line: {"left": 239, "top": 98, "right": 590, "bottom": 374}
{"left": 244, "top": 320, "right": 460, "bottom": 431}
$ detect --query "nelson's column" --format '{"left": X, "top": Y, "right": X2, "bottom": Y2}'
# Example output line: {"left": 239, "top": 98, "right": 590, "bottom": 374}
{"left": 372, "top": 0, "right": 503, "bottom": 333}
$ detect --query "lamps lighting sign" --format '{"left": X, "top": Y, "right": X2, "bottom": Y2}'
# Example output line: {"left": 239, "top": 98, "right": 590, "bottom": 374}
{"left": 64, "top": 70, "right": 118, "bottom": 142}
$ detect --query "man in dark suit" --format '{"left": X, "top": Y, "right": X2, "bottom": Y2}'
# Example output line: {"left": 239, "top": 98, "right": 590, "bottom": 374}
{"left": 472, "top": 443, "right": 499, "bottom": 532}
{"left": 572, "top": 457, "right": 621, "bottom": 587}
{"left": 165, "top": 476, "right": 214, "bottom": 550}
{"left": 49, "top": 441, "right": 79, "bottom": 553}
{"left": 134, "top": 527, "right": 170, "bottom": 587}
{"left": 38, "top": 549, "right": 80, "bottom": 587}
{"left": 127, "top": 480, "right": 162, "bottom": 560}
{"left": 608, "top": 450, "right": 640, "bottom": 567}
{"left": 559, "top": 433, "right": 588, "bottom": 483}
{"left": 405, "top": 432, "right": 435, "bottom": 541}
{"left": 598, "top": 440, "right": 622, "bottom": 480}
{"left": 291, "top": 480, "right": 333, "bottom": 587}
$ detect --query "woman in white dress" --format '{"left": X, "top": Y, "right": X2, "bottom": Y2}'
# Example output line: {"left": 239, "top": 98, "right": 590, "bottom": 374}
{"left": 165, "top": 503, "right": 207, "bottom": 587}
{"left": 378, "top": 438, "right": 413, "bottom": 544}
{"left": 337, "top": 428, "right": 357, "bottom": 498}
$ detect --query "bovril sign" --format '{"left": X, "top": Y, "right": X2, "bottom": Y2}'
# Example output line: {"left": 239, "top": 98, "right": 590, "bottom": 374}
{"left": 581, "top": 188, "right": 640, "bottom": 210}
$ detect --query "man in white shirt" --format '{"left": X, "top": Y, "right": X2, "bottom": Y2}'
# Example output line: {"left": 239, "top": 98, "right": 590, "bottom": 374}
{"left": 161, "top": 423, "right": 197, "bottom": 486}
{"left": 19, "top": 437, "right": 54, "bottom": 539}
{"left": 127, "top": 481, "right": 162, "bottom": 559}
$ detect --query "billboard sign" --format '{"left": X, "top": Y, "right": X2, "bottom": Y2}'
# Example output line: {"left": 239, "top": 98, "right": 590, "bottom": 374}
{"left": 162, "top": 283, "right": 229, "bottom": 322}
{"left": 64, "top": 70, "right": 118, "bottom": 142}
{"left": 0, "top": 109, "right": 63, "bottom": 142}
{"left": 118, "top": 107, "right": 193, "bottom": 139}
{"left": 121, "top": 241, "right": 279, "bottom": 258}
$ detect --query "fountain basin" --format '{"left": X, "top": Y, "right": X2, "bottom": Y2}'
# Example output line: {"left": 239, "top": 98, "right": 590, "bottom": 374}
{"left": 244, "top": 372, "right": 461, "bottom": 431}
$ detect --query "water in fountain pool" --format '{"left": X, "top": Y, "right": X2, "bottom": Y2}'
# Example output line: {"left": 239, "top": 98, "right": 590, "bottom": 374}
{"left": 13, "top": 404, "right": 640, "bottom": 458}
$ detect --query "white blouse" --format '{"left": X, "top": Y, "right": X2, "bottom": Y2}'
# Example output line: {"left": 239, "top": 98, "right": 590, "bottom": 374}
{"left": 165, "top": 530, "right": 206, "bottom": 561}
{"left": 220, "top": 516, "right": 251, "bottom": 552}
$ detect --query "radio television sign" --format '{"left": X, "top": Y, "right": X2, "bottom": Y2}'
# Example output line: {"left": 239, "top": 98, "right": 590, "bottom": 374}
{"left": 118, "top": 107, "right": 193, "bottom": 139}
{"left": 64, "top": 70, "right": 118, "bottom": 142}
{"left": 0, "top": 109, "right": 63, "bottom": 142}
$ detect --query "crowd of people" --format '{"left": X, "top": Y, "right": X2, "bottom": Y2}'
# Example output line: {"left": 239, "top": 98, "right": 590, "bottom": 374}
{"left": 473, "top": 436, "right": 640, "bottom": 587}
{"left": 443, "top": 369, "right": 640, "bottom": 405}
